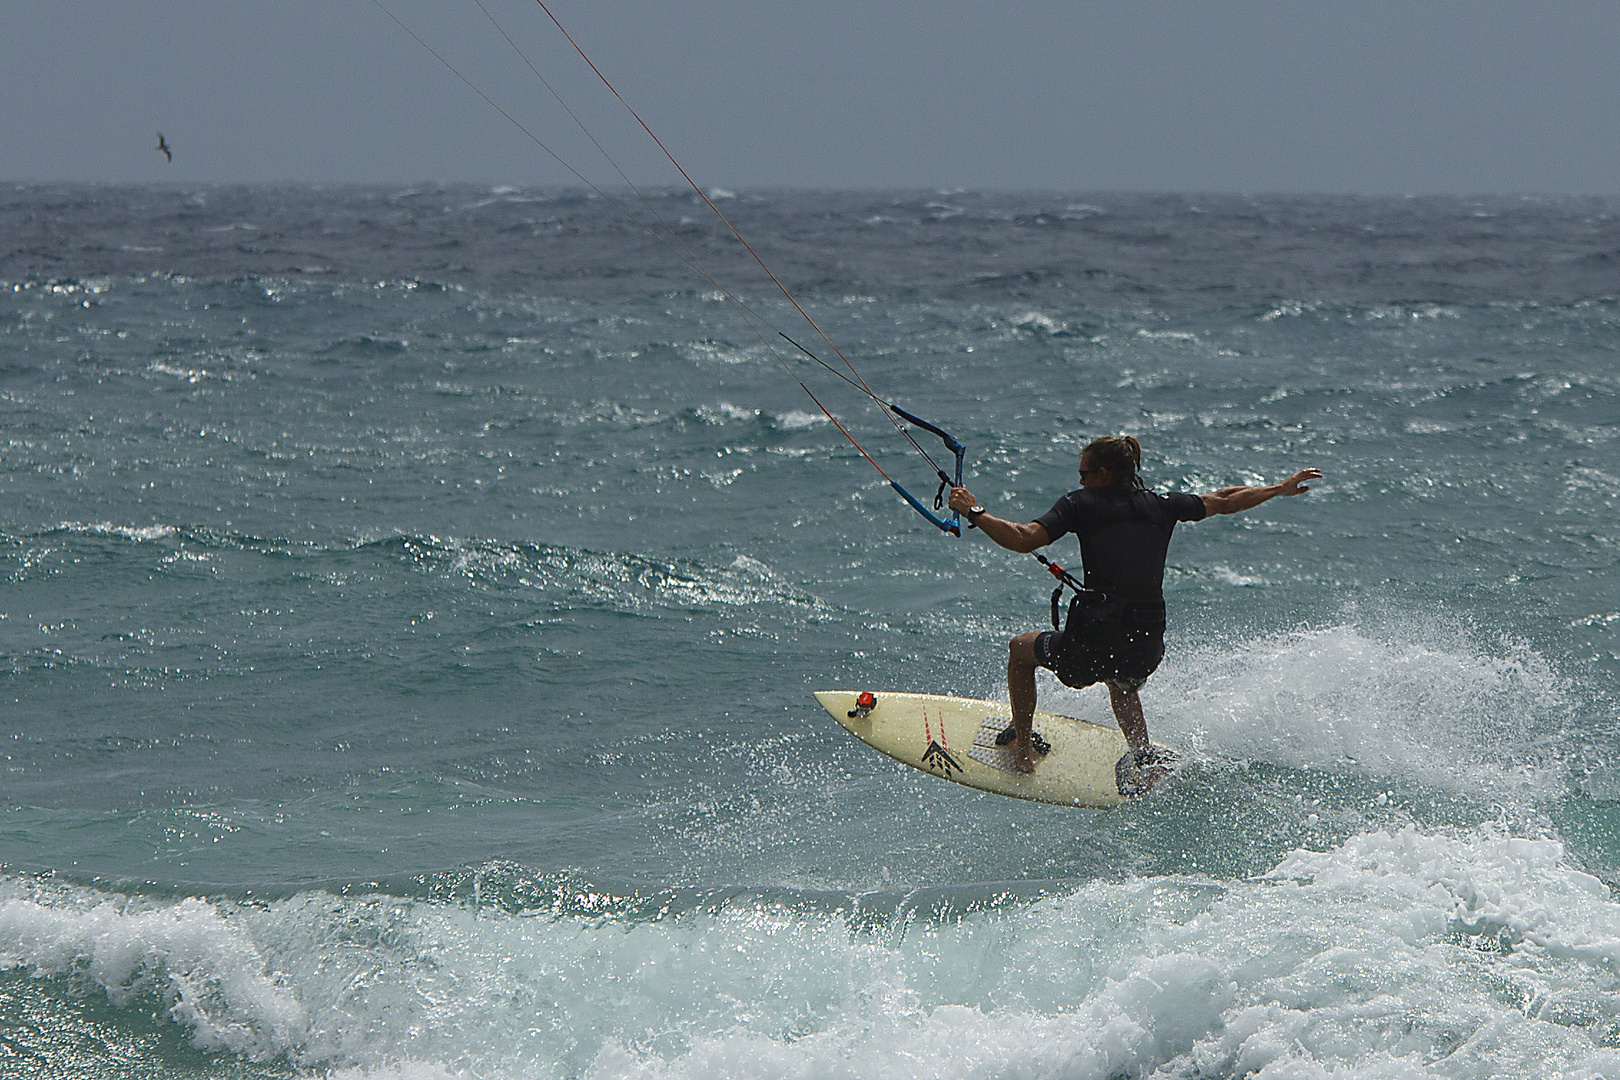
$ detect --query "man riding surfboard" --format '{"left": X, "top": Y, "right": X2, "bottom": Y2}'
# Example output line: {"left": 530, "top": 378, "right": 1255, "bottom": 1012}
{"left": 949, "top": 436, "right": 1321, "bottom": 783}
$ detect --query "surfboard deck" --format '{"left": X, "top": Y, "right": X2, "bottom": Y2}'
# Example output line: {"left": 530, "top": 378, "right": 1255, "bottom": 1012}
{"left": 813, "top": 690, "right": 1156, "bottom": 808}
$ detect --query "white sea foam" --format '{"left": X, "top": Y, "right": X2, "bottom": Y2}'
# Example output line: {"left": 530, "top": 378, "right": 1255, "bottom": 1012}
{"left": 0, "top": 888, "right": 306, "bottom": 1060}
{"left": 397, "top": 535, "right": 821, "bottom": 617}
{"left": 6, "top": 823, "right": 1620, "bottom": 1078}
{"left": 1011, "top": 311, "right": 1065, "bottom": 335}
{"left": 1260, "top": 299, "right": 1323, "bottom": 321}
{"left": 1145, "top": 620, "right": 1568, "bottom": 799}
{"left": 148, "top": 360, "right": 232, "bottom": 383}
{"left": 53, "top": 520, "right": 180, "bottom": 542}
{"left": 695, "top": 401, "right": 760, "bottom": 424}
{"left": 772, "top": 409, "right": 829, "bottom": 431}
{"left": 1022, "top": 615, "right": 1568, "bottom": 810}
{"left": 1208, "top": 564, "right": 1266, "bottom": 587}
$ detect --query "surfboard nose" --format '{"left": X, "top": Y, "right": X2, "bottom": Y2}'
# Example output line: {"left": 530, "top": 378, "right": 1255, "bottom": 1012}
{"left": 813, "top": 690, "right": 863, "bottom": 732}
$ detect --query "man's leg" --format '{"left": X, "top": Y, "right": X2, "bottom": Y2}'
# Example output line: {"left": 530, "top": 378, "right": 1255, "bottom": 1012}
{"left": 1107, "top": 681, "right": 1149, "bottom": 750}
{"left": 1108, "top": 679, "right": 1173, "bottom": 795}
{"left": 1007, "top": 632, "right": 1042, "bottom": 773}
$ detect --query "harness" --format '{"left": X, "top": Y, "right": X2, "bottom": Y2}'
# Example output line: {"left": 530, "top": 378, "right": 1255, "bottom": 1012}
{"left": 1033, "top": 552, "right": 1165, "bottom": 634}
{"left": 1033, "top": 552, "right": 1105, "bottom": 631}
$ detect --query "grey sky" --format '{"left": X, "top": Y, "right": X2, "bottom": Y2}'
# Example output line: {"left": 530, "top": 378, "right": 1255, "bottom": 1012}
{"left": 3, "top": 1, "right": 1617, "bottom": 193}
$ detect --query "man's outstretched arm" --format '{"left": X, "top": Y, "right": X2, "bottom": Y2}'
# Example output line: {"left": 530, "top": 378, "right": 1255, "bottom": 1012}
{"left": 947, "top": 486, "right": 1051, "bottom": 553}
{"left": 1200, "top": 468, "right": 1322, "bottom": 516}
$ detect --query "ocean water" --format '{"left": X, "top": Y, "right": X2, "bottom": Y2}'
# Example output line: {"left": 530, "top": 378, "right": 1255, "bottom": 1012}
{"left": 1, "top": 184, "right": 1618, "bottom": 1079}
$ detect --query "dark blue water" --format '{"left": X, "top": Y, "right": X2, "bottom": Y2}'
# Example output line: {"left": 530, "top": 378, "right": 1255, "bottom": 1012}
{"left": 2, "top": 184, "right": 1618, "bottom": 1078}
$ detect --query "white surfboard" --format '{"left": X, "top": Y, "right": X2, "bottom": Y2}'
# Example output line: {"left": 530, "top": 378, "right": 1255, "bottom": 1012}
{"left": 814, "top": 690, "right": 1161, "bottom": 808}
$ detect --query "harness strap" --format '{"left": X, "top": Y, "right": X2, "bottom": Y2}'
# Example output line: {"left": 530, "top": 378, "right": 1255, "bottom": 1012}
{"left": 1034, "top": 552, "right": 1108, "bottom": 631}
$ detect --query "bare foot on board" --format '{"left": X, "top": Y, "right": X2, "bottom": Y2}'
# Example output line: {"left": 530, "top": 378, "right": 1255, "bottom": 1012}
{"left": 1012, "top": 739, "right": 1037, "bottom": 773}
{"left": 995, "top": 725, "right": 1049, "bottom": 774}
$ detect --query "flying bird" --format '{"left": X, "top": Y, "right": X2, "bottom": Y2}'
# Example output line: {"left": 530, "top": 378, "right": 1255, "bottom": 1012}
{"left": 156, "top": 134, "right": 171, "bottom": 163}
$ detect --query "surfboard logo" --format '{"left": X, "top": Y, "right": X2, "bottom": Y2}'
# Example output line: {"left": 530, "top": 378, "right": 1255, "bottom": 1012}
{"left": 921, "top": 739, "right": 963, "bottom": 778}
{"left": 921, "top": 708, "right": 963, "bottom": 777}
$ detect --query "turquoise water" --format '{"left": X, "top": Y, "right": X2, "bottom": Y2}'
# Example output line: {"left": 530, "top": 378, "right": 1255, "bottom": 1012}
{"left": 2, "top": 186, "right": 1618, "bottom": 1078}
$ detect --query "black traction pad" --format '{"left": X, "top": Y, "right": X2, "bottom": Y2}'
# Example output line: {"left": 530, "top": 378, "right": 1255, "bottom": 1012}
{"left": 969, "top": 718, "right": 1049, "bottom": 774}
{"left": 993, "top": 724, "right": 1050, "bottom": 755}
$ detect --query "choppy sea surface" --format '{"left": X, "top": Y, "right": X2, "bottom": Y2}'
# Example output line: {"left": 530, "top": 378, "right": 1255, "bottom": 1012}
{"left": 2, "top": 184, "right": 1619, "bottom": 1079}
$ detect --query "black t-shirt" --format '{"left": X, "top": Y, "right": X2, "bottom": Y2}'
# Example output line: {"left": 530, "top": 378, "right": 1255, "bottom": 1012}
{"left": 1034, "top": 487, "right": 1207, "bottom": 602}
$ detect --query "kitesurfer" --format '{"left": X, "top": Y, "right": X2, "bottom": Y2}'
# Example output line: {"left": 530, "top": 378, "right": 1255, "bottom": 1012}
{"left": 949, "top": 436, "right": 1321, "bottom": 782}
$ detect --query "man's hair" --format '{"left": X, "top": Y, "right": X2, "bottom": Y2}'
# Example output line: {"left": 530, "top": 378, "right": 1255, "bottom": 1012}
{"left": 1082, "top": 435, "right": 1145, "bottom": 490}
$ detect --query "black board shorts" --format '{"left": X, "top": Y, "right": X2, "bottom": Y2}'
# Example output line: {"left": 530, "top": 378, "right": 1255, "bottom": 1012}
{"left": 1034, "top": 600, "right": 1166, "bottom": 691}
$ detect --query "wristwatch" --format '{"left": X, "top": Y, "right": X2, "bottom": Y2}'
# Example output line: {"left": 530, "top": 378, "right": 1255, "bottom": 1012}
{"left": 966, "top": 505, "right": 986, "bottom": 525}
